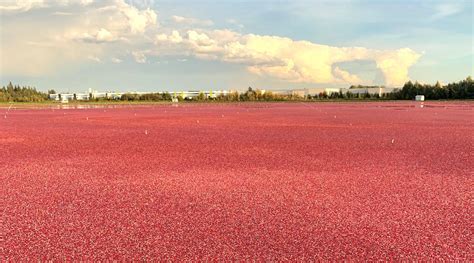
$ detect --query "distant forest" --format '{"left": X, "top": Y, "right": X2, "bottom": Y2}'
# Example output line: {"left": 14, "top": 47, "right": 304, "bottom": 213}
{"left": 1, "top": 77, "right": 473, "bottom": 102}
{"left": 402, "top": 77, "right": 474, "bottom": 99}
{"left": 0, "top": 82, "right": 51, "bottom": 102}
{"left": 350, "top": 77, "right": 474, "bottom": 100}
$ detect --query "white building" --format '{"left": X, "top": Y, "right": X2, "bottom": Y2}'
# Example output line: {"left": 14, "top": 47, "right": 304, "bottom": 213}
{"left": 49, "top": 94, "right": 60, "bottom": 101}
{"left": 60, "top": 94, "right": 75, "bottom": 101}
{"left": 341, "top": 87, "right": 400, "bottom": 96}
{"left": 174, "top": 90, "right": 229, "bottom": 99}
{"left": 49, "top": 92, "right": 89, "bottom": 101}
{"left": 415, "top": 95, "right": 425, "bottom": 101}
{"left": 75, "top": 93, "right": 90, "bottom": 100}
{"left": 90, "top": 91, "right": 107, "bottom": 99}
{"left": 106, "top": 92, "right": 124, "bottom": 100}
{"left": 289, "top": 88, "right": 342, "bottom": 97}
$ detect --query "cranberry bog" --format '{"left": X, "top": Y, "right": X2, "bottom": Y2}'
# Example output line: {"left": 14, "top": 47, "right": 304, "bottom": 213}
{"left": 2, "top": 101, "right": 472, "bottom": 260}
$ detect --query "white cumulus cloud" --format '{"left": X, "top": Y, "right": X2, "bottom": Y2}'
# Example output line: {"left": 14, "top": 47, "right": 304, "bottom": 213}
{"left": 0, "top": 0, "right": 94, "bottom": 12}
{"left": 0, "top": 0, "right": 422, "bottom": 86}
{"left": 151, "top": 31, "right": 421, "bottom": 86}
{"left": 118, "top": 2, "right": 157, "bottom": 34}
{"left": 171, "top": 15, "right": 213, "bottom": 26}
{"left": 333, "top": 67, "right": 363, "bottom": 84}
{"left": 431, "top": 3, "right": 463, "bottom": 20}
{"left": 0, "top": 0, "right": 47, "bottom": 12}
{"left": 132, "top": 51, "right": 147, "bottom": 63}
{"left": 111, "top": 57, "right": 122, "bottom": 63}
{"left": 87, "top": 55, "right": 102, "bottom": 63}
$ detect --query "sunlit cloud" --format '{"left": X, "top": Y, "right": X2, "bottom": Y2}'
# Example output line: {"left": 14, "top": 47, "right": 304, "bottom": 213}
{"left": 87, "top": 55, "right": 102, "bottom": 63}
{"left": 111, "top": 57, "right": 123, "bottom": 63}
{"left": 0, "top": 0, "right": 422, "bottom": 86}
{"left": 0, "top": 0, "right": 47, "bottom": 12}
{"left": 226, "top": 18, "right": 244, "bottom": 29}
{"left": 171, "top": 15, "right": 214, "bottom": 26}
{"left": 153, "top": 31, "right": 421, "bottom": 86}
{"left": 132, "top": 51, "right": 147, "bottom": 63}
{"left": 1, "top": 0, "right": 157, "bottom": 75}
{"left": 333, "top": 67, "right": 363, "bottom": 84}
{"left": 0, "top": 0, "right": 93, "bottom": 12}
{"left": 431, "top": 3, "right": 463, "bottom": 20}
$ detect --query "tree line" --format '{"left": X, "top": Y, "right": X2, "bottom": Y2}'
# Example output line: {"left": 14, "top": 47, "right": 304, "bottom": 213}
{"left": 0, "top": 82, "right": 50, "bottom": 102}
{"left": 118, "top": 88, "right": 304, "bottom": 102}
{"left": 2, "top": 77, "right": 472, "bottom": 103}
{"left": 393, "top": 77, "right": 473, "bottom": 100}
{"left": 120, "top": 92, "right": 173, "bottom": 101}
{"left": 118, "top": 77, "right": 473, "bottom": 101}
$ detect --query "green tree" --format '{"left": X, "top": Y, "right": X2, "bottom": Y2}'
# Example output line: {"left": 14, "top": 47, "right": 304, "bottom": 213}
{"left": 196, "top": 92, "right": 206, "bottom": 101}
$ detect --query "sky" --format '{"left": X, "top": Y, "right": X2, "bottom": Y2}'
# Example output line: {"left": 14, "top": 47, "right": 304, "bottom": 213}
{"left": 0, "top": 0, "right": 473, "bottom": 93}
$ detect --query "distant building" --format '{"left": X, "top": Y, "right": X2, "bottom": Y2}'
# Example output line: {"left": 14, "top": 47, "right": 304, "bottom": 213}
{"left": 287, "top": 88, "right": 342, "bottom": 97}
{"left": 49, "top": 92, "right": 89, "bottom": 101}
{"left": 415, "top": 95, "right": 425, "bottom": 101}
{"left": 90, "top": 91, "right": 107, "bottom": 99}
{"left": 175, "top": 90, "right": 229, "bottom": 99}
{"left": 49, "top": 94, "right": 60, "bottom": 101}
{"left": 60, "top": 94, "right": 75, "bottom": 101}
{"left": 270, "top": 90, "right": 292, "bottom": 96}
{"left": 45, "top": 86, "right": 403, "bottom": 102}
{"left": 75, "top": 93, "right": 89, "bottom": 100}
{"left": 106, "top": 92, "right": 124, "bottom": 100}
{"left": 341, "top": 87, "right": 400, "bottom": 96}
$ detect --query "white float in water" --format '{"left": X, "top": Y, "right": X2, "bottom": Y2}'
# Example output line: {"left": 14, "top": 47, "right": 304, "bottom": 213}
{"left": 391, "top": 139, "right": 395, "bottom": 144}
{"left": 145, "top": 130, "right": 148, "bottom": 135}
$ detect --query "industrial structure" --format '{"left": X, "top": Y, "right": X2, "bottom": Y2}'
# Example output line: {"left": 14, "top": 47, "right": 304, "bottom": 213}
{"left": 341, "top": 87, "right": 400, "bottom": 96}
{"left": 48, "top": 89, "right": 231, "bottom": 102}
{"left": 48, "top": 86, "right": 401, "bottom": 102}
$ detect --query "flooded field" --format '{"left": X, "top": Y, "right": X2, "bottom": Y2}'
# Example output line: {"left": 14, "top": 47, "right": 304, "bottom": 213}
{"left": 2, "top": 102, "right": 472, "bottom": 260}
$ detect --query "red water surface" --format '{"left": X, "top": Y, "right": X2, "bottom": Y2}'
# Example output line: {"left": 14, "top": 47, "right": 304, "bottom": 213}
{"left": 1, "top": 102, "right": 472, "bottom": 260}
